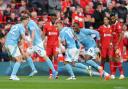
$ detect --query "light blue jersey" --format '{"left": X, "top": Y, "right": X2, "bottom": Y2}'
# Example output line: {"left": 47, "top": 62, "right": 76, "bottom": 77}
{"left": 27, "top": 20, "right": 42, "bottom": 45}
{"left": 5, "top": 24, "right": 25, "bottom": 45}
{"left": 75, "top": 28, "right": 100, "bottom": 50}
{"left": 60, "top": 27, "right": 76, "bottom": 49}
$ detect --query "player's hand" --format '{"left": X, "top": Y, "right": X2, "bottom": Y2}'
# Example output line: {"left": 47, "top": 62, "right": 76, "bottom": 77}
{"left": 109, "top": 43, "right": 113, "bottom": 49}
{"left": 60, "top": 44, "right": 66, "bottom": 53}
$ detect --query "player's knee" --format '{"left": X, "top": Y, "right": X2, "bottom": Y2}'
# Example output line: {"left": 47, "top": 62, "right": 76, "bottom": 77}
{"left": 64, "top": 61, "right": 70, "bottom": 64}
{"left": 15, "top": 56, "right": 22, "bottom": 62}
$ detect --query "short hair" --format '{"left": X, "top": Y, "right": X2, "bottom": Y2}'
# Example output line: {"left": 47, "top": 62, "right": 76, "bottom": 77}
{"left": 20, "top": 16, "right": 29, "bottom": 21}
{"left": 73, "top": 22, "right": 79, "bottom": 27}
{"left": 0, "top": 32, "right": 4, "bottom": 39}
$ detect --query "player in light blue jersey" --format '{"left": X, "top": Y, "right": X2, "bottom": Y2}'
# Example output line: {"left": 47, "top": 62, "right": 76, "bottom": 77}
{"left": 5, "top": 16, "right": 37, "bottom": 80}
{"left": 73, "top": 22, "right": 110, "bottom": 80}
{"left": 57, "top": 22, "right": 92, "bottom": 80}
{"left": 27, "top": 19, "right": 57, "bottom": 79}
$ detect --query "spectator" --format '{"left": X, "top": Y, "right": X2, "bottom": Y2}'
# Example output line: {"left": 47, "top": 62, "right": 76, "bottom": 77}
{"left": 19, "top": 0, "right": 28, "bottom": 13}
{"left": 0, "top": 0, "right": 7, "bottom": 11}
{"left": 88, "top": 1, "right": 94, "bottom": 14}
{"left": 103, "top": 3, "right": 116, "bottom": 17}
{"left": 6, "top": 12, "right": 18, "bottom": 24}
{"left": 84, "top": 5, "right": 95, "bottom": 28}
{"left": 10, "top": 1, "right": 18, "bottom": 13}
{"left": 0, "top": 31, "right": 10, "bottom": 62}
{"left": 3, "top": 4, "right": 11, "bottom": 21}
{"left": 93, "top": 3, "right": 104, "bottom": 29}
{"left": 125, "top": 0, "right": 128, "bottom": 10}
{"left": 116, "top": 3, "right": 127, "bottom": 23}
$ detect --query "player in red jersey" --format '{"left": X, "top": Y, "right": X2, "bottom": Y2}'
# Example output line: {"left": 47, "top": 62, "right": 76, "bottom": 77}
{"left": 110, "top": 15, "right": 125, "bottom": 79}
{"left": 43, "top": 15, "right": 60, "bottom": 79}
{"left": 98, "top": 17, "right": 113, "bottom": 70}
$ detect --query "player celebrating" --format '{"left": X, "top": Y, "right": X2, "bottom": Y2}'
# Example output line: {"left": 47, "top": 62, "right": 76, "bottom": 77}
{"left": 98, "top": 17, "right": 113, "bottom": 69}
{"left": 43, "top": 15, "right": 59, "bottom": 79}
{"left": 5, "top": 16, "right": 37, "bottom": 80}
{"left": 27, "top": 17, "right": 58, "bottom": 79}
{"left": 73, "top": 22, "right": 110, "bottom": 80}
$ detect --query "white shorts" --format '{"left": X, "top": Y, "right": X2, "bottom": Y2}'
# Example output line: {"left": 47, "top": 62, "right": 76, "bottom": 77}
{"left": 5, "top": 45, "right": 21, "bottom": 57}
{"left": 27, "top": 42, "right": 46, "bottom": 57}
{"left": 81, "top": 47, "right": 98, "bottom": 59}
{"left": 65, "top": 48, "right": 79, "bottom": 62}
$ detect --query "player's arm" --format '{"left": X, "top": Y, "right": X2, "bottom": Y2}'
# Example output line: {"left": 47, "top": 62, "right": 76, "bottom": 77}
{"left": 115, "top": 24, "right": 123, "bottom": 49}
{"left": 42, "top": 26, "right": 48, "bottom": 49}
{"left": 59, "top": 32, "right": 66, "bottom": 53}
{"left": 27, "top": 21, "right": 37, "bottom": 47}
{"left": 109, "top": 26, "right": 113, "bottom": 48}
{"left": 59, "top": 37, "right": 66, "bottom": 53}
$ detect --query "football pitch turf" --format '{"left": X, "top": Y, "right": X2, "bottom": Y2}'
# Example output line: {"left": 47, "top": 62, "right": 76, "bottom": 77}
{"left": 0, "top": 76, "right": 128, "bottom": 89}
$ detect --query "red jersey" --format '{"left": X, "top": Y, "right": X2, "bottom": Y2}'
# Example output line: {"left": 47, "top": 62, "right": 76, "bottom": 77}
{"left": 98, "top": 25, "right": 112, "bottom": 47}
{"left": 111, "top": 21, "right": 123, "bottom": 44}
{"left": 43, "top": 22, "right": 59, "bottom": 46}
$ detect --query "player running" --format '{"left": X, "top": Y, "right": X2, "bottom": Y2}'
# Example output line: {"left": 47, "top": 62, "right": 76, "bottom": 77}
{"left": 73, "top": 22, "right": 110, "bottom": 80}
{"left": 56, "top": 21, "right": 92, "bottom": 80}
{"left": 27, "top": 17, "right": 58, "bottom": 79}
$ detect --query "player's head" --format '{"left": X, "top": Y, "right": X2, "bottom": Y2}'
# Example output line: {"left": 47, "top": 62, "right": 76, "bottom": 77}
{"left": 103, "top": 16, "right": 110, "bottom": 26}
{"left": 20, "top": 15, "right": 29, "bottom": 26}
{"left": 51, "top": 14, "right": 57, "bottom": 25}
{"left": 72, "top": 22, "right": 80, "bottom": 33}
{"left": 110, "top": 13, "right": 117, "bottom": 24}
{"left": 56, "top": 20, "right": 63, "bottom": 31}
{"left": 123, "top": 23, "right": 128, "bottom": 31}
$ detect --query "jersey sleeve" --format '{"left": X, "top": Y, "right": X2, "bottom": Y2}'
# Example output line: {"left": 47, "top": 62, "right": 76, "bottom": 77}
{"left": 82, "top": 28, "right": 100, "bottom": 40}
{"left": 19, "top": 25, "right": 25, "bottom": 35}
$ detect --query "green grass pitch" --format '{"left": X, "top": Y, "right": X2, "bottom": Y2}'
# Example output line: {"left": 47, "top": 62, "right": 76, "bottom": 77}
{"left": 0, "top": 76, "right": 128, "bottom": 89}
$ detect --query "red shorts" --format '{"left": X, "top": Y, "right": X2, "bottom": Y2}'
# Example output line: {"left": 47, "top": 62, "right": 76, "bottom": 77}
{"left": 112, "top": 43, "right": 123, "bottom": 58}
{"left": 101, "top": 46, "right": 113, "bottom": 59}
{"left": 46, "top": 45, "right": 59, "bottom": 57}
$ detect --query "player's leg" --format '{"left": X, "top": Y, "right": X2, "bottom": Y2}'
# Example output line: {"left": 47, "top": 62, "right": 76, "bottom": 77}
{"left": 84, "top": 48, "right": 110, "bottom": 79}
{"left": 6, "top": 45, "right": 22, "bottom": 80}
{"left": 26, "top": 55, "right": 37, "bottom": 76}
{"left": 34, "top": 44, "right": 57, "bottom": 79}
{"left": 115, "top": 46, "right": 125, "bottom": 79}
{"left": 108, "top": 47, "right": 116, "bottom": 79}
{"left": 100, "top": 47, "right": 107, "bottom": 69}
{"left": 53, "top": 47, "right": 59, "bottom": 78}
{"left": 48, "top": 46, "right": 59, "bottom": 79}
{"left": 64, "top": 48, "right": 76, "bottom": 80}
{"left": 21, "top": 46, "right": 37, "bottom": 76}
{"left": 46, "top": 46, "right": 53, "bottom": 79}
{"left": 72, "top": 48, "right": 92, "bottom": 76}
